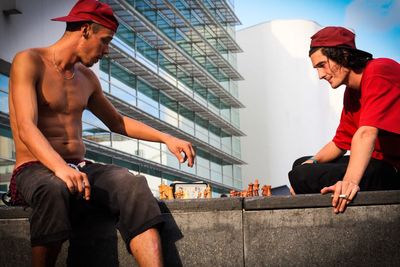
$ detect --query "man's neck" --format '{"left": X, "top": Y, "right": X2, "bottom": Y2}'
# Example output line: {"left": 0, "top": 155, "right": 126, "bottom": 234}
{"left": 51, "top": 36, "right": 79, "bottom": 71}
{"left": 346, "top": 70, "right": 363, "bottom": 90}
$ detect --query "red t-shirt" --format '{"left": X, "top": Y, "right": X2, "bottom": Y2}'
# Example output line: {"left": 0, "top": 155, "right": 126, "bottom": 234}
{"left": 333, "top": 58, "right": 400, "bottom": 168}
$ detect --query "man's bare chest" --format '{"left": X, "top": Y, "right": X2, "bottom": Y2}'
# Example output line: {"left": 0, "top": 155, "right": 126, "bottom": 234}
{"left": 37, "top": 71, "right": 93, "bottom": 114}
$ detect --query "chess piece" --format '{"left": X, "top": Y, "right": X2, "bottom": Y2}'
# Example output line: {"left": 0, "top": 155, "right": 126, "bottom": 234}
{"left": 174, "top": 187, "right": 184, "bottom": 199}
{"left": 253, "top": 179, "right": 260, "bottom": 196}
{"left": 262, "top": 185, "right": 272, "bottom": 197}
{"left": 158, "top": 183, "right": 168, "bottom": 200}
{"left": 204, "top": 184, "right": 212, "bottom": 198}
{"left": 266, "top": 185, "right": 272, "bottom": 196}
{"left": 247, "top": 183, "right": 254, "bottom": 197}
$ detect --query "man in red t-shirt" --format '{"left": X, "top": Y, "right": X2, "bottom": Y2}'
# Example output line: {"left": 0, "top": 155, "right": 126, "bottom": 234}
{"left": 289, "top": 26, "right": 400, "bottom": 213}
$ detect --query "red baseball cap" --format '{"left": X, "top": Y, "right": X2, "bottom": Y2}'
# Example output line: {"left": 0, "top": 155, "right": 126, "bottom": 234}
{"left": 310, "top": 26, "right": 371, "bottom": 57}
{"left": 51, "top": 0, "right": 119, "bottom": 32}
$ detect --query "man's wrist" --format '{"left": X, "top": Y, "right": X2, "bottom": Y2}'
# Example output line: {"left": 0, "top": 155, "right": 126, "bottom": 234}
{"left": 161, "top": 133, "right": 173, "bottom": 144}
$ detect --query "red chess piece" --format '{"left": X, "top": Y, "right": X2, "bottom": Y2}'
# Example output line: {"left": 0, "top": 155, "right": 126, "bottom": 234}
{"left": 247, "top": 183, "right": 254, "bottom": 197}
{"left": 253, "top": 179, "right": 260, "bottom": 196}
{"left": 262, "top": 185, "right": 272, "bottom": 197}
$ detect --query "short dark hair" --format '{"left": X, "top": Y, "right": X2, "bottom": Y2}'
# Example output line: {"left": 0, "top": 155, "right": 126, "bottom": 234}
{"left": 309, "top": 47, "right": 372, "bottom": 71}
{"left": 66, "top": 21, "right": 102, "bottom": 33}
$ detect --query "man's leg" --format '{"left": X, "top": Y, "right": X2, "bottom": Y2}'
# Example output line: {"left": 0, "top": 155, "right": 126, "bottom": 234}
{"left": 82, "top": 164, "right": 164, "bottom": 265}
{"left": 130, "top": 228, "right": 163, "bottom": 267}
{"left": 32, "top": 242, "right": 63, "bottom": 267}
{"left": 16, "top": 164, "right": 72, "bottom": 266}
{"left": 289, "top": 156, "right": 400, "bottom": 193}
{"left": 289, "top": 156, "right": 349, "bottom": 193}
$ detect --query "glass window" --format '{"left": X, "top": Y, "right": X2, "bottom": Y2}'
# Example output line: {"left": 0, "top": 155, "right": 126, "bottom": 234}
{"left": 210, "top": 161, "right": 222, "bottom": 183}
{"left": 137, "top": 80, "right": 159, "bottom": 118}
{"left": 196, "top": 155, "right": 210, "bottom": 180}
{"left": 179, "top": 105, "right": 194, "bottom": 135}
{"left": 195, "top": 115, "right": 208, "bottom": 143}
{"left": 209, "top": 124, "right": 221, "bottom": 149}
{"left": 221, "top": 131, "right": 232, "bottom": 155}
{"left": 116, "top": 23, "right": 136, "bottom": 49}
{"left": 0, "top": 74, "right": 9, "bottom": 113}
{"left": 220, "top": 102, "right": 231, "bottom": 122}
{"left": 110, "top": 61, "right": 137, "bottom": 89}
{"left": 231, "top": 108, "right": 240, "bottom": 128}
{"left": 223, "top": 165, "right": 233, "bottom": 186}
{"left": 233, "top": 165, "right": 242, "bottom": 182}
{"left": 111, "top": 133, "right": 139, "bottom": 155}
{"left": 82, "top": 122, "right": 111, "bottom": 145}
{"left": 136, "top": 35, "right": 158, "bottom": 65}
{"left": 160, "top": 93, "right": 178, "bottom": 127}
{"left": 139, "top": 140, "right": 161, "bottom": 164}
{"left": 0, "top": 133, "right": 15, "bottom": 161}
{"left": 232, "top": 136, "right": 241, "bottom": 159}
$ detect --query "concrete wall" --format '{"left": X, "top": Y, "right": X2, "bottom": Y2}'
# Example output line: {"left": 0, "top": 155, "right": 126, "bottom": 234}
{"left": 1, "top": 191, "right": 399, "bottom": 267}
{"left": 236, "top": 20, "right": 344, "bottom": 188}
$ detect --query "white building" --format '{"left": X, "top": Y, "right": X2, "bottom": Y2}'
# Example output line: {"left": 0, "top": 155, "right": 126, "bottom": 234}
{"left": 237, "top": 20, "right": 344, "bottom": 189}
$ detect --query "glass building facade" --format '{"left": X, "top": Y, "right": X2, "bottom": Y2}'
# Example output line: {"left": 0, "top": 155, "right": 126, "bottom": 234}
{"left": 0, "top": 0, "right": 244, "bottom": 199}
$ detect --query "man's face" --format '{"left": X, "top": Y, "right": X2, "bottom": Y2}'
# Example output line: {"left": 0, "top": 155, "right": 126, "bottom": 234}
{"left": 310, "top": 49, "right": 350, "bottom": 89}
{"left": 79, "top": 24, "right": 114, "bottom": 67}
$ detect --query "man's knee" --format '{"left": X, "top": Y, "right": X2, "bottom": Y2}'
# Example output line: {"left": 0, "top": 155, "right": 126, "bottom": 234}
{"left": 289, "top": 166, "right": 308, "bottom": 187}
{"left": 288, "top": 164, "right": 317, "bottom": 193}
{"left": 112, "top": 168, "right": 148, "bottom": 190}
{"left": 292, "top": 156, "right": 312, "bottom": 169}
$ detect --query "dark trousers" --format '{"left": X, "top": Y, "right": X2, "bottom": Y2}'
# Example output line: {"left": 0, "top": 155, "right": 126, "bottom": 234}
{"left": 289, "top": 156, "right": 400, "bottom": 194}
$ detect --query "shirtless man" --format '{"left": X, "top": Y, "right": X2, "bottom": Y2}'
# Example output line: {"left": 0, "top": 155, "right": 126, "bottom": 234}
{"left": 8, "top": 0, "right": 195, "bottom": 266}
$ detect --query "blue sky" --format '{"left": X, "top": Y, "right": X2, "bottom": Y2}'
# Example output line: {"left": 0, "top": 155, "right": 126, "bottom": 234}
{"left": 235, "top": 0, "right": 400, "bottom": 61}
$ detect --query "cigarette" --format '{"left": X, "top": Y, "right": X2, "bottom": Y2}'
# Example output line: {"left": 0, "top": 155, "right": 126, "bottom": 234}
{"left": 331, "top": 194, "right": 347, "bottom": 198}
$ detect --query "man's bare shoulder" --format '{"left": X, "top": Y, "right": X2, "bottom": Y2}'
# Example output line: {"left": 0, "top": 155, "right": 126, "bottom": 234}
{"left": 12, "top": 48, "right": 47, "bottom": 65}
{"left": 11, "top": 48, "right": 48, "bottom": 79}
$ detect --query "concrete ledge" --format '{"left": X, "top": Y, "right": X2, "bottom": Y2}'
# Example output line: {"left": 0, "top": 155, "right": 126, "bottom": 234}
{"left": 1, "top": 191, "right": 400, "bottom": 266}
{"left": 159, "top": 197, "right": 243, "bottom": 212}
{"left": 244, "top": 190, "right": 400, "bottom": 210}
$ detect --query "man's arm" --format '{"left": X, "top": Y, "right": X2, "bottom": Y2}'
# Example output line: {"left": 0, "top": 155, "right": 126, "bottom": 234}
{"left": 302, "top": 141, "right": 346, "bottom": 164}
{"left": 9, "top": 51, "right": 90, "bottom": 199}
{"left": 87, "top": 76, "right": 195, "bottom": 166}
{"left": 321, "top": 126, "right": 378, "bottom": 213}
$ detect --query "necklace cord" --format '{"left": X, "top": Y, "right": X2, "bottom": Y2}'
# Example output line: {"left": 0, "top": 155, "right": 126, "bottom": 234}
{"left": 53, "top": 49, "right": 75, "bottom": 80}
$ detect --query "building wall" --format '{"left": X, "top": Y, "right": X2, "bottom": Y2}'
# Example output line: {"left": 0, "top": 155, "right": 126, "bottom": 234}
{"left": 237, "top": 20, "right": 344, "bottom": 188}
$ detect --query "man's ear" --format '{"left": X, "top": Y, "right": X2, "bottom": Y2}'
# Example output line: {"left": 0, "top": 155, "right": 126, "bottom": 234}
{"left": 81, "top": 23, "right": 91, "bottom": 39}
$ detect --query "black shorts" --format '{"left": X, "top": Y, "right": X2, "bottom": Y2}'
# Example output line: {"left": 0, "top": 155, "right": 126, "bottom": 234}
{"left": 15, "top": 162, "right": 163, "bottom": 250}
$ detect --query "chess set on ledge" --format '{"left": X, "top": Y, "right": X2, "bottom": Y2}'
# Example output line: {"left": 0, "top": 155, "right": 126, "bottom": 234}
{"left": 229, "top": 179, "right": 272, "bottom": 198}
{"left": 158, "top": 179, "right": 272, "bottom": 200}
{"left": 158, "top": 182, "right": 212, "bottom": 200}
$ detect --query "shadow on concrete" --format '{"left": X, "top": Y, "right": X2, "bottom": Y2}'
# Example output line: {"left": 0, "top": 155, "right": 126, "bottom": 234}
{"left": 158, "top": 201, "right": 184, "bottom": 267}
{"left": 67, "top": 194, "right": 118, "bottom": 267}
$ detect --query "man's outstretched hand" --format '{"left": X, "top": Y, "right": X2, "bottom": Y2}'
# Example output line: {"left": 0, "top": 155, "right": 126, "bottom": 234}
{"left": 321, "top": 180, "right": 360, "bottom": 213}
{"left": 164, "top": 135, "right": 196, "bottom": 167}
